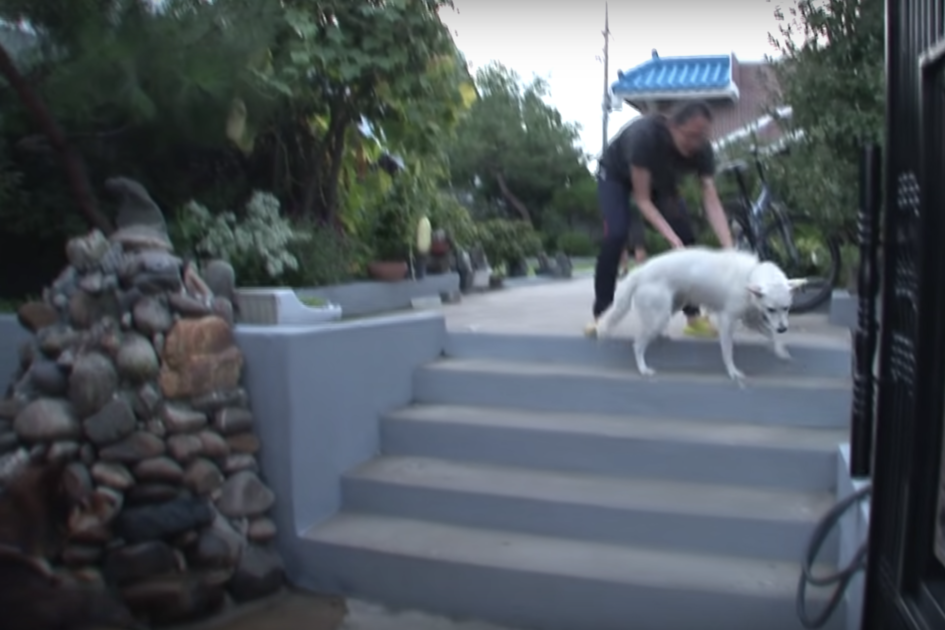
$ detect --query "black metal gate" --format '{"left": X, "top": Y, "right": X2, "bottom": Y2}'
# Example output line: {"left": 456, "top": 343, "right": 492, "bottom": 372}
{"left": 863, "top": 0, "right": 945, "bottom": 627}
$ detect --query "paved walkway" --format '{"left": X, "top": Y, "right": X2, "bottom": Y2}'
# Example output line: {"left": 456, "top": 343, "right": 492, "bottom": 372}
{"left": 194, "top": 592, "right": 518, "bottom": 630}
{"left": 442, "top": 276, "right": 849, "bottom": 349}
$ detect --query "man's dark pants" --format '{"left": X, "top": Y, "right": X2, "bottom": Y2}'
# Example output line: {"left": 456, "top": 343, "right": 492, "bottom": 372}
{"left": 592, "top": 175, "right": 699, "bottom": 318}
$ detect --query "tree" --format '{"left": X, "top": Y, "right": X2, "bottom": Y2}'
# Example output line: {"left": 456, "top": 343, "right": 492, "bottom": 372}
{"left": 255, "top": 0, "right": 472, "bottom": 222}
{"left": 766, "top": 0, "right": 885, "bottom": 230}
{"left": 0, "top": 0, "right": 472, "bottom": 226}
{"left": 0, "top": 0, "right": 474, "bottom": 298}
{"left": 446, "top": 62, "right": 589, "bottom": 229}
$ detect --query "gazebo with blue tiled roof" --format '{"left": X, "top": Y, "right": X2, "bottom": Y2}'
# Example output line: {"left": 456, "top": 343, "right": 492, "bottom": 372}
{"left": 611, "top": 49, "right": 740, "bottom": 114}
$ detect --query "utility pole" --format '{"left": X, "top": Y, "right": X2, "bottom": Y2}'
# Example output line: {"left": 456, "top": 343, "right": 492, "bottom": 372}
{"left": 601, "top": 2, "right": 611, "bottom": 153}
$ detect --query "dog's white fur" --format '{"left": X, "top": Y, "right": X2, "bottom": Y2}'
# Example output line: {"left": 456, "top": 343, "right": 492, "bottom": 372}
{"left": 594, "top": 247, "right": 806, "bottom": 383}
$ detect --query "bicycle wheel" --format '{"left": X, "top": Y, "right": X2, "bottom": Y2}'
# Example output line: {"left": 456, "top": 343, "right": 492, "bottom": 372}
{"left": 758, "top": 215, "right": 842, "bottom": 314}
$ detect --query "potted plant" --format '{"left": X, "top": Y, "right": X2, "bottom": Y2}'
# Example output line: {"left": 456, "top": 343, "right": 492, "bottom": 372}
{"left": 366, "top": 179, "right": 416, "bottom": 282}
{"left": 477, "top": 218, "right": 543, "bottom": 278}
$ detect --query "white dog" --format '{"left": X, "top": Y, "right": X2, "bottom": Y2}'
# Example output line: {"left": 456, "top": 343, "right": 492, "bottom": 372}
{"left": 594, "top": 247, "right": 806, "bottom": 382}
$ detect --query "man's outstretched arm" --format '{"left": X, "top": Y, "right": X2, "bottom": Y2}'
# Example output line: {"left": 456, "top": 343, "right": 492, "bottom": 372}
{"left": 632, "top": 166, "right": 684, "bottom": 249}
{"left": 700, "top": 176, "right": 734, "bottom": 248}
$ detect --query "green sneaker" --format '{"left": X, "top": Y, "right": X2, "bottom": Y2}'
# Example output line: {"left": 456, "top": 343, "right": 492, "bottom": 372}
{"left": 683, "top": 316, "right": 718, "bottom": 338}
{"left": 583, "top": 319, "right": 599, "bottom": 338}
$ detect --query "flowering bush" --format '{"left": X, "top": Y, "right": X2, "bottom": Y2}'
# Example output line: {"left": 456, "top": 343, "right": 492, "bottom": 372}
{"left": 172, "top": 191, "right": 309, "bottom": 284}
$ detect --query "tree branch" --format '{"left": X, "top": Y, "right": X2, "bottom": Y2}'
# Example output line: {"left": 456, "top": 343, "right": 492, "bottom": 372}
{"left": 0, "top": 42, "right": 112, "bottom": 234}
{"left": 493, "top": 170, "right": 532, "bottom": 224}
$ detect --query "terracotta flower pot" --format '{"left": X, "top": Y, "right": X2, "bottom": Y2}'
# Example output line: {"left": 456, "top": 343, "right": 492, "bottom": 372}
{"left": 367, "top": 261, "right": 408, "bottom": 282}
{"left": 430, "top": 240, "right": 450, "bottom": 256}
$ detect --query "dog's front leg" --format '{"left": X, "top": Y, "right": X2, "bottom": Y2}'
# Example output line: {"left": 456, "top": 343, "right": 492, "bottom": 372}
{"left": 770, "top": 334, "right": 791, "bottom": 361}
{"left": 744, "top": 316, "right": 792, "bottom": 360}
{"left": 717, "top": 314, "right": 745, "bottom": 384}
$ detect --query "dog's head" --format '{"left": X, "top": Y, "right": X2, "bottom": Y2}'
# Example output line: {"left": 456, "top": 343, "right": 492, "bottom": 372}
{"left": 746, "top": 263, "right": 806, "bottom": 334}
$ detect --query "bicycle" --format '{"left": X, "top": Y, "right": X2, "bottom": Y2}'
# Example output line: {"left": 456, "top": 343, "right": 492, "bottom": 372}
{"left": 719, "top": 150, "right": 842, "bottom": 314}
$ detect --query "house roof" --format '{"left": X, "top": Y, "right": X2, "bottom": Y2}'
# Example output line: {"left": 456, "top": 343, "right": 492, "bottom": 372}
{"left": 611, "top": 50, "right": 738, "bottom": 99}
{"left": 709, "top": 60, "right": 779, "bottom": 141}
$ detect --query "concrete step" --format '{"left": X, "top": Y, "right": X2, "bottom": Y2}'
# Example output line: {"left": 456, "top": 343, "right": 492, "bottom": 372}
{"left": 342, "top": 455, "right": 837, "bottom": 563}
{"left": 303, "top": 513, "right": 843, "bottom": 630}
{"left": 446, "top": 332, "right": 851, "bottom": 379}
{"left": 413, "top": 359, "right": 851, "bottom": 428}
{"left": 382, "top": 405, "right": 842, "bottom": 492}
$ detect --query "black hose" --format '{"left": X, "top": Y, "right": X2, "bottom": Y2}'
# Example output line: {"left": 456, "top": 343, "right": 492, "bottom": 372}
{"left": 796, "top": 483, "right": 872, "bottom": 629}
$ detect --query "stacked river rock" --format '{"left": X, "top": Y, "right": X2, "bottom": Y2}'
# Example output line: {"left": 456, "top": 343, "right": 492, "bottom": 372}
{"left": 0, "top": 177, "right": 284, "bottom": 625}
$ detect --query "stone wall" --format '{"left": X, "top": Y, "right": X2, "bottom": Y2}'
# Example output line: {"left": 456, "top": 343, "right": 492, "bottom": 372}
{"left": 0, "top": 219, "right": 284, "bottom": 624}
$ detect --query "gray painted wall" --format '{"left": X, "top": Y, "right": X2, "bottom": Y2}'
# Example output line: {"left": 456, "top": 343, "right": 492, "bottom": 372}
{"left": 233, "top": 312, "right": 446, "bottom": 582}
{"left": 295, "top": 274, "right": 459, "bottom": 318}
{"left": 0, "top": 314, "right": 29, "bottom": 391}
{"left": 836, "top": 444, "right": 870, "bottom": 630}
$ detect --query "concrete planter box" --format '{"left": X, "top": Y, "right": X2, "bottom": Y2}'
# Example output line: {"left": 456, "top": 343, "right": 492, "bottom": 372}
{"left": 236, "top": 288, "right": 343, "bottom": 326}
{"left": 295, "top": 273, "right": 460, "bottom": 319}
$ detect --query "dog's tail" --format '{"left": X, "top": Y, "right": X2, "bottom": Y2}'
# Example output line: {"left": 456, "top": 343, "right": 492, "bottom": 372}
{"left": 596, "top": 266, "right": 643, "bottom": 337}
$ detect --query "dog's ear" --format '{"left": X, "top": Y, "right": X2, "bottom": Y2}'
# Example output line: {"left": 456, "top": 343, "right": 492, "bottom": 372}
{"left": 787, "top": 278, "right": 809, "bottom": 292}
{"left": 747, "top": 284, "right": 765, "bottom": 297}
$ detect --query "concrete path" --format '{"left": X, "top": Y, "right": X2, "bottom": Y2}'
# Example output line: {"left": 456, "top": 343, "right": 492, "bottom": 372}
{"left": 441, "top": 276, "right": 849, "bottom": 349}
{"left": 193, "top": 592, "right": 520, "bottom": 630}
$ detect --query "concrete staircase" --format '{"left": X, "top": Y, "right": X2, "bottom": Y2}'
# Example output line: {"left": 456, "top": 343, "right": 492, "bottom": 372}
{"left": 303, "top": 333, "right": 851, "bottom": 630}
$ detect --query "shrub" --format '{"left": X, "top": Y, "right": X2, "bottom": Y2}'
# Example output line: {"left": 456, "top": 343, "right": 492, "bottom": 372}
{"left": 282, "top": 222, "right": 371, "bottom": 287}
{"left": 427, "top": 191, "right": 479, "bottom": 250}
{"left": 170, "top": 191, "right": 310, "bottom": 286}
{"left": 556, "top": 230, "right": 596, "bottom": 256}
{"left": 364, "top": 176, "right": 424, "bottom": 262}
{"left": 476, "top": 218, "right": 543, "bottom": 268}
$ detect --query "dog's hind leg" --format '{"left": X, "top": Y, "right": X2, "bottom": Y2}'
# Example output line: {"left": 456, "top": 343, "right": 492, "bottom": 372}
{"left": 632, "top": 287, "right": 673, "bottom": 377}
{"left": 717, "top": 313, "right": 746, "bottom": 384}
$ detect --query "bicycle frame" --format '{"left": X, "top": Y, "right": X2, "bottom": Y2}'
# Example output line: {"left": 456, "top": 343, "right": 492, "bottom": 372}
{"left": 726, "top": 156, "right": 802, "bottom": 263}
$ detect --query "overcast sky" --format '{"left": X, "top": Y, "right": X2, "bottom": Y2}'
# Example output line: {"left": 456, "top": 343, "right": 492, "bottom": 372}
{"left": 440, "top": 0, "right": 785, "bottom": 156}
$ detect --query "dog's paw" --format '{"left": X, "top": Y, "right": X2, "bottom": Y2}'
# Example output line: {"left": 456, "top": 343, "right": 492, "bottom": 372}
{"left": 638, "top": 366, "right": 656, "bottom": 377}
{"left": 727, "top": 367, "right": 746, "bottom": 384}
{"left": 774, "top": 345, "right": 792, "bottom": 361}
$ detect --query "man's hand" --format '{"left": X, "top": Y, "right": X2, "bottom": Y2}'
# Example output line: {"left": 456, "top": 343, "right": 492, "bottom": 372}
{"left": 631, "top": 167, "right": 684, "bottom": 251}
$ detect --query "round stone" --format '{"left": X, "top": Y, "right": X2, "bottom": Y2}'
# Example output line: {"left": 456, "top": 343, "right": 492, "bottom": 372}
{"left": 13, "top": 398, "right": 81, "bottom": 443}
{"left": 215, "top": 471, "right": 274, "bottom": 518}
{"left": 69, "top": 352, "right": 118, "bottom": 418}
{"left": 115, "top": 334, "right": 160, "bottom": 383}
{"left": 133, "top": 297, "right": 173, "bottom": 336}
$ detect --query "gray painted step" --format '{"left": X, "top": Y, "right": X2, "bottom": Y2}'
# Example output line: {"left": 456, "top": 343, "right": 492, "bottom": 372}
{"left": 304, "top": 513, "right": 843, "bottom": 630}
{"left": 382, "top": 405, "right": 842, "bottom": 491}
{"left": 342, "top": 456, "right": 837, "bottom": 563}
{"left": 414, "top": 359, "right": 851, "bottom": 428}
{"left": 446, "top": 332, "right": 851, "bottom": 379}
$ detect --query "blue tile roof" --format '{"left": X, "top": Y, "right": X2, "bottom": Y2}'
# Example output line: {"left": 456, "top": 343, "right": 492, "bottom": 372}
{"left": 611, "top": 53, "right": 734, "bottom": 96}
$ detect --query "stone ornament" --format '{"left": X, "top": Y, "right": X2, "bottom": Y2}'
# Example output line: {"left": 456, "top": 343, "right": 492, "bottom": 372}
{"left": 0, "top": 178, "right": 284, "bottom": 625}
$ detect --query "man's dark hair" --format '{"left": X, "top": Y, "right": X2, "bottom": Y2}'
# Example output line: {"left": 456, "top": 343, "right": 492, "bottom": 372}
{"left": 669, "top": 100, "right": 713, "bottom": 125}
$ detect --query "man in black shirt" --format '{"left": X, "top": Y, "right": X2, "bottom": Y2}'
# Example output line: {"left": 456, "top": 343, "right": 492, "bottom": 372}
{"left": 588, "top": 101, "right": 734, "bottom": 337}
